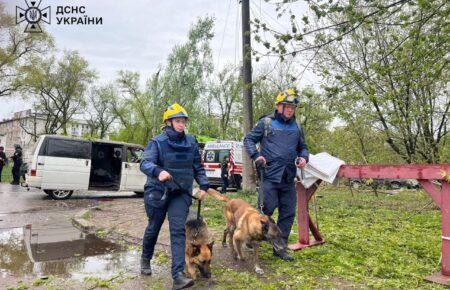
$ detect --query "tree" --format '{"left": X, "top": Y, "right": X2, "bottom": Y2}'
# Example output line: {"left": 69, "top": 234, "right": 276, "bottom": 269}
{"left": 252, "top": 0, "right": 447, "bottom": 59}
{"left": 0, "top": 3, "right": 53, "bottom": 97}
{"left": 209, "top": 65, "right": 242, "bottom": 139}
{"left": 321, "top": 126, "right": 404, "bottom": 164}
{"left": 113, "top": 69, "right": 166, "bottom": 145}
{"left": 112, "top": 17, "right": 216, "bottom": 144}
{"left": 315, "top": 2, "right": 449, "bottom": 163}
{"left": 255, "top": 1, "right": 449, "bottom": 163}
{"left": 163, "top": 17, "right": 215, "bottom": 136}
{"left": 86, "top": 84, "right": 118, "bottom": 139}
{"left": 22, "top": 51, "right": 97, "bottom": 134}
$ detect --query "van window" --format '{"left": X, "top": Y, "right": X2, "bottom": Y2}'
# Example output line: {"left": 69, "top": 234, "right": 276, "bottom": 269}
{"left": 204, "top": 150, "right": 229, "bottom": 163}
{"left": 46, "top": 138, "right": 91, "bottom": 159}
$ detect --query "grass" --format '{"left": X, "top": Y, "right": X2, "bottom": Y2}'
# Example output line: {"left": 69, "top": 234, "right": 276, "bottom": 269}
{"left": 81, "top": 210, "right": 92, "bottom": 220}
{"left": 1, "top": 164, "right": 13, "bottom": 183}
{"left": 200, "top": 186, "right": 445, "bottom": 289}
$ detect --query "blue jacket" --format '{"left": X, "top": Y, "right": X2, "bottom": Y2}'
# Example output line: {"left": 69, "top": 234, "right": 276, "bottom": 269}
{"left": 140, "top": 127, "right": 209, "bottom": 207}
{"left": 244, "top": 111, "right": 309, "bottom": 183}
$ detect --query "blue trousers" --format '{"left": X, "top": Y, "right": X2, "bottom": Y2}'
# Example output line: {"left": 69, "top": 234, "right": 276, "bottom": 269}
{"left": 142, "top": 192, "right": 190, "bottom": 279}
{"left": 258, "top": 179, "right": 297, "bottom": 243}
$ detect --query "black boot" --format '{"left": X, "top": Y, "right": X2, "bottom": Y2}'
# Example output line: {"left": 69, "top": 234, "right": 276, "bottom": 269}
{"left": 172, "top": 272, "right": 194, "bottom": 290}
{"left": 273, "top": 249, "right": 294, "bottom": 261}
{"left": 140, "top": 258, "right": 152, "bottom": 275}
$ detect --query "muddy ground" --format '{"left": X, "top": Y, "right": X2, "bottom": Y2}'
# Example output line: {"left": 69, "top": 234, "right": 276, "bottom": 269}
{"left": 1, "top": 184, "right": 266, "bottom": 290}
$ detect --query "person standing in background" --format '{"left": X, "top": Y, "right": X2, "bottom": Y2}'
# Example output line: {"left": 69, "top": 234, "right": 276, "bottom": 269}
{"left": 10, "top": 144, "right": 23, "bottom": 185}
{"left": 220, "top": 155, "right": 230, "bottom": 194}
{"left": 0, "top": 146, "right": 7, "bottom": 182}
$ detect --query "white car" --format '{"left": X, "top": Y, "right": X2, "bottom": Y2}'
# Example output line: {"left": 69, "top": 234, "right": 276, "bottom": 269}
{"left": 25, "top": 135, "right": 146, "bottom": 200}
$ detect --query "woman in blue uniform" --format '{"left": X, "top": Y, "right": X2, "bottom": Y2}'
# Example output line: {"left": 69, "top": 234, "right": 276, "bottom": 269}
{"left": 139, "top": 103, "right": 209, "bottom": 290}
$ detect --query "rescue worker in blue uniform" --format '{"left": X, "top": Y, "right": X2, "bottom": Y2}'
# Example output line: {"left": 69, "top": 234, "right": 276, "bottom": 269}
{"left": 140, "top": 103, "right": 209, "bottom": 290}
{"left": 244, "top": 89, "right": 309, "bottom": 261}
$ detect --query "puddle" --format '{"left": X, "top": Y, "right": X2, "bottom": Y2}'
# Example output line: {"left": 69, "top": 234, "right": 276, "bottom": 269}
{"left": 0, "top": 224, "right": 155, "bottom": 281}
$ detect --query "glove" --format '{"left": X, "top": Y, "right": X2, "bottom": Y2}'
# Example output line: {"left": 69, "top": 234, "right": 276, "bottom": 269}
{"left": 255, "top": 157, "right": 266, "bottom": 170}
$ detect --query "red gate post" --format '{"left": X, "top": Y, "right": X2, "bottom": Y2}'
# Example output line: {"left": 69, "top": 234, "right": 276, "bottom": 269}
{"left": 289, "top": 180, "right": 324, "bottom": 250}
{"left": 289, "top": 164, "right": 450, "bottom": 285}
{"left": 425, "top": 181, "right": 450, "bottom": 285}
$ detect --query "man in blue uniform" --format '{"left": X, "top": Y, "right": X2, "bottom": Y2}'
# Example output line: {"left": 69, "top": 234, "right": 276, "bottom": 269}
{"left": 140, "top": 103, "right": 209, "bottom": 290}
{"left": 244, "top": 89, "right": 309, "bottom": 261}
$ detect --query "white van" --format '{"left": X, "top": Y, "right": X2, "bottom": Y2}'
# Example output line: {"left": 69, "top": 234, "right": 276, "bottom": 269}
{"left": 25, "top": 135, "right": 146, "bottom": 200}
{"left": 202, "top": 141, "right": 243, "bottom": 190}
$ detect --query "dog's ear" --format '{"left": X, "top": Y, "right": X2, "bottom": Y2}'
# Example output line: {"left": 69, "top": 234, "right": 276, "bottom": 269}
{"left": 190, "top": 243, "right": 201, "bottom": 256}
{"left": 207, "top": 241, "right": 215, "bottom": 251}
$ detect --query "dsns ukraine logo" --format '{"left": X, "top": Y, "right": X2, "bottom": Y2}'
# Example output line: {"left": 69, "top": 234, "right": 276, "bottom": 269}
{"left": 16, "top": 0, "right": 50, "bottom": 33}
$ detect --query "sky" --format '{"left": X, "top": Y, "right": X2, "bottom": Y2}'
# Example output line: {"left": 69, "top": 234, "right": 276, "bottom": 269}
{"left": 1, "top": 0, "right": 314, "bottom": 120}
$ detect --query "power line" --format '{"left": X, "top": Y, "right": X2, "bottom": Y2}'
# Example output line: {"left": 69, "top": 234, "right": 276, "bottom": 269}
{"left": 216, "top": 0, "right": 233, "bottom": 69}
{"left": 234, "top": 1, "right": 241, "bottom": 68}
{"left": 251, "top": 0, "right": 289, "bottom": 32}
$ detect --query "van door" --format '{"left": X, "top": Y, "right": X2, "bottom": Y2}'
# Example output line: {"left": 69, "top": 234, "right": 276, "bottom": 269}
{"left": 40, "top": 138, "right": 91, "bottom": 191}
{"left": 120, "top": 146, "right": 146, "bottom": 192}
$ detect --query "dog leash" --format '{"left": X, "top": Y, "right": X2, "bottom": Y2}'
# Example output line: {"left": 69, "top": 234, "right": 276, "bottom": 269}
{"left": 170, "top": 178, "right": 199, "bottom": 200}
{"left": 166, "top": 178, "right": 202, "bottom": 220}
{"left": 256, "top": 161, "right": 266, "bottom": 214}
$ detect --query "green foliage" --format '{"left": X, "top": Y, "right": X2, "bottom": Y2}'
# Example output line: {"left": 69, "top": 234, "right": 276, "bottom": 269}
{"left": 1, "top": 163, "right": 13, "bottom": 183}
{"left": 320, "top": 126, "right": 403, "bottom": 164}
{"left": 154, "top": 251, "right": 169, "bottom": 265}
{"left": 32, "top": 276, "right": 55, "bottom": 287}
{"left": 83, "top": 277, "right": 115, "bottom": 289}
{"left": 21, "top": 51, "right": 97, "bottom": 135}
{"left": 6, "top": 283, "right": 28, "bottom": 290}
{"left": 196, "top": 135, "right": 217, "bottom": 142}
{"left": 0, "top": 3, "right": 54, "bottom": 98}
{"left": 317, "top": 1, "right": 449, "bottom": 163}
{"left": 254, "top": 1, "right": 449, "bottom": 164}
{"left": 81, "top": 210, "right": 92, "bottom": 220}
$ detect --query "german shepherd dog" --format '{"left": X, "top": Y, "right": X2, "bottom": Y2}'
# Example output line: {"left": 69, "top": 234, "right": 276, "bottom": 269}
{"left": 185, "top": 214, "right": 214, "bottom": 280}
{"left": 207, "top": 188, "right": 286, "bottom": 274}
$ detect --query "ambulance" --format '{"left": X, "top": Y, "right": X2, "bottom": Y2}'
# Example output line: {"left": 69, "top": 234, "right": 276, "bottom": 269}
{"left": 202, "top": 141, "right": 243, "bottom": 190}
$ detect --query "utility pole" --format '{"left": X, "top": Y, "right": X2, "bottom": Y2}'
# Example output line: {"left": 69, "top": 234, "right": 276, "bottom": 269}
{"left": 241, "top": 0, "right": 256, "bottom": 191}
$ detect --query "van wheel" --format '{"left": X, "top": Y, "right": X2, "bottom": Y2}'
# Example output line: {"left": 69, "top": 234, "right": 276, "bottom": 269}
{"left": 43, "top": 190, "right": 52, "bottom": 195}
{"left": 49, "top": 190, "right": 73, "bottom": 200}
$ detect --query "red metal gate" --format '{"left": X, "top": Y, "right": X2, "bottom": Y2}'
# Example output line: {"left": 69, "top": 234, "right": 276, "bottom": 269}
{"left": 288, "top": 164, "right": 450, "bottom": 285}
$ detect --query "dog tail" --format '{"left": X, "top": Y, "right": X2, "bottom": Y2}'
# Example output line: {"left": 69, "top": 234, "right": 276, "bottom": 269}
{"left": 207, "top": 188, "right": 231, "bottom": 202}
